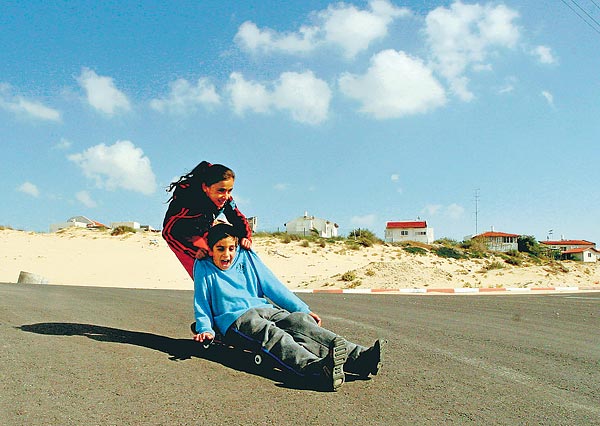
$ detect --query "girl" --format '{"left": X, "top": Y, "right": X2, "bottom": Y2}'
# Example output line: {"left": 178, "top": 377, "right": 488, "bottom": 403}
{"left": 162, "top": 161, "right": 252, "bottom": 278}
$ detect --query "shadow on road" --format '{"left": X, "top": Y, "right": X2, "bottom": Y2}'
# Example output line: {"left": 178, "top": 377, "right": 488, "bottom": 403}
{"left": 18, "top": 322, "right": 347, "bottom": 391}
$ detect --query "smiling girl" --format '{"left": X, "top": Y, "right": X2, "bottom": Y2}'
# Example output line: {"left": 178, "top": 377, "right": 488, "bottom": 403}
{"left": 162, "top": 161, "right": 252, "bottom": 279}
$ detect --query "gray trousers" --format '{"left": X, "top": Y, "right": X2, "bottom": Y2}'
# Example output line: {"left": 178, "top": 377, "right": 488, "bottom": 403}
{"left": 224, "top": 307, "right": 366, "bottom": 377}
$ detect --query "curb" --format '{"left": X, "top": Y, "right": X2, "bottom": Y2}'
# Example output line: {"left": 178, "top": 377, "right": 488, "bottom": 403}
{"left": 293, "top": 286, "right": 600, "bottom": 295}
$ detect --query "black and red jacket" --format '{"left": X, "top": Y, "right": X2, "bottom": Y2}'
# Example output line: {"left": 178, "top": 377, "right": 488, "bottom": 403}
{"left": 162, "top": 185, "right": 252, "bottom": 278}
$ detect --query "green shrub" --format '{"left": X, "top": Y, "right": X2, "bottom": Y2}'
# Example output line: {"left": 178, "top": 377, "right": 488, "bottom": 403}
{"left": 111, "top": 226, "right": 137, "bottom": 236}
{"left": 341, "top": 271, "right": 356, "bottom": 281}
{"left": 435, "top": 246, "right": 466, "bottom": 259}
{"left": 403, "top": 246, "right": 427, "bottom": 255}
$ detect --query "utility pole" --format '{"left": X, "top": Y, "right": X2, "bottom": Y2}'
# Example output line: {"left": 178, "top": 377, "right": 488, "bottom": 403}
{"left": 474, "top": 189, "right": 480, "bottom": 235}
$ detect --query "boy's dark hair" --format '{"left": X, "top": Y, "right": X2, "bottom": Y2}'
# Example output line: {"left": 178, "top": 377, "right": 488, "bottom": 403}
{"left": 166, "top": 161, "right": 235, "bottom": 202}
{"left": 207, "top": 222, "right": 239, "bottom": 249}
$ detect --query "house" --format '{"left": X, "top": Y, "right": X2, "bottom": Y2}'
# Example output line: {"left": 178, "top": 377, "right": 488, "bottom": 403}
{"left": 284, "top": 212, "right": 338, "bottom": 238}
{"left": 541, "top": 239, "right": 598, "bottom": 262}
{"left": 384, "top": 220, "right": 434, "bottom": 244}
{"left": 110, "top": 221, "right": 141, "bottom": 230}
{"left": 473, "top": 231, "right": 519, "bottom": 252}
{"left": 49, "top": 216, "right": 107, "bottom": 232}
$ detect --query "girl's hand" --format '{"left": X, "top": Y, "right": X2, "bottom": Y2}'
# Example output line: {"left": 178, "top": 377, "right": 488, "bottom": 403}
{"left": 192, "top": 332, "right": 214, "bottom": 343}
{"left": 240, "top": 238, "right": 252, "bottom": 250}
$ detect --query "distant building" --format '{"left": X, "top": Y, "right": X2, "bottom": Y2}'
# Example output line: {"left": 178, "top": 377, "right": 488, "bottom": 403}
{"left": 541, "top": 239, "right": 597, "bottom": 262}
{"left": 49, "top": 216, "right": 107, "bottom": 232}
{"left": 474, "top": 231, "right": 519, "bottom": 252}
{"left": 111, "top": 221, "right": 141, "bottom": 230}
{"left": 285, "top": 212, "right": 338, "bottom": 238}
{"left": 384, "top": 220, "right": 434, "bottom": 244}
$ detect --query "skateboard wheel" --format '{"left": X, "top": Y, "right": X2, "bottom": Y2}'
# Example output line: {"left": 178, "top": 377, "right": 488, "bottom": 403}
{"left": 254, "top": 354, "right": 262, "bottom": 365}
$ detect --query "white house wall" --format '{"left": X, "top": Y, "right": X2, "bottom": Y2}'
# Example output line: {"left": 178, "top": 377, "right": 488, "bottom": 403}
{"left": 385, "top": 227, "right": 434, "bottom": 244}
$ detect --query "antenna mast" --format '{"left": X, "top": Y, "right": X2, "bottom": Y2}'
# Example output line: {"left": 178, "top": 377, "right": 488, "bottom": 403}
{"left": 474, "top": 189, "right": 480, "bottom": 235}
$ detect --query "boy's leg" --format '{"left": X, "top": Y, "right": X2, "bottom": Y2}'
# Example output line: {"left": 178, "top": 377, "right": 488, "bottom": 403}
{"left": 225, "top": 308, "right": 347, "bottom": 389}
{"left": 274, "top": 311, "right": 386, "bottom": 378}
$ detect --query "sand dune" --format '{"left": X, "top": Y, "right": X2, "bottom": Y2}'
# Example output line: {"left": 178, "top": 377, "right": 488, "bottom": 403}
{"left": 1, "top": 227, "right": 599, "bottom": 291}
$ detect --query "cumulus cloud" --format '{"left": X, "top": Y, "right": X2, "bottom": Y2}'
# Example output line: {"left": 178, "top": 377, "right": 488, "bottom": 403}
{"left": 227, "top": 71, "right": 331, "bottom": 125}
{"left": 150, "top": 77, "right": 220, "bottom": 114}
{"left": 350, "top": 214, "right": 377, "bottom": 227}
{"left": 425, "top": 2, "right": 520, "bottom": 101}
{"left": 531, "top": 45, "right": 556, "bottom": 64}
{"left": 339, "top": 49, "right": 446, "bottom": 119}
{"left": 17, "top": 182, "right": 40, "bottom": 197}
{"left": 227, "top": 72, "right": 271, "bottom": 116}
{"left": 0, "top": 83, "right": 61, "bottom": 121}
{"left": 234, "top": 0, "right": 409, "bottom": 58}
{"left": 68, "top": 140, "right": 157, "bottom": 195}
{"left": 77, "top": 68, "right": 131, "bottom": 115}
{"left": 75, "top": 190, "right": 97, "bottom": 208}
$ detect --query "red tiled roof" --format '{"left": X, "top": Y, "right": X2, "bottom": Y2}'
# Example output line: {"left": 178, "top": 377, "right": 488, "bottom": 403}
{"left": 476, "top": 231, "right": 519, "bottom": 238}
{"left": 562, "top": 247, "right": 600, "bottom": 254}
{"left": 386, "top": 221, "right": 427, "bottom": 229}
{"left": 541, "top": 240, "right": 595, "bottom": 246}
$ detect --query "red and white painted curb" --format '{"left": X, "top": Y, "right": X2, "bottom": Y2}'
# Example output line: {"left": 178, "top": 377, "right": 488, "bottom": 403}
{"left": 293, "top": 286, "right": 600, "bottom": 295}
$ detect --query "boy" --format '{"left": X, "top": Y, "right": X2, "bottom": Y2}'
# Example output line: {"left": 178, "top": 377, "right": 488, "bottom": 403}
{"left": 192, "top": 222, "right": 385, "bottom": 391}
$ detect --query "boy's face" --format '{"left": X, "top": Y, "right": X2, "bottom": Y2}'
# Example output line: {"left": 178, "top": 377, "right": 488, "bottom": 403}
{"left": 211, "top": 236, "right": 237, "bottom": 270}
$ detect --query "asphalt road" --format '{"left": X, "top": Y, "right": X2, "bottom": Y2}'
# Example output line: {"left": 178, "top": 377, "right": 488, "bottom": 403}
{"left": 1, "top": 283, "right": 599, "bottom": 425}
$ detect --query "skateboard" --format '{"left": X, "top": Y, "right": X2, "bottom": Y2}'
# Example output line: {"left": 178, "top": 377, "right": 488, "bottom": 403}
{"left": 190, "top": 322, "right": 264, "bottom": 366}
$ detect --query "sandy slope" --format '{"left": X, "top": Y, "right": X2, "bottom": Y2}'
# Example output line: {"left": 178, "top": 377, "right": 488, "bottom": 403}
{"left": 1, "top": 228, "right": 599, "bottom": 291}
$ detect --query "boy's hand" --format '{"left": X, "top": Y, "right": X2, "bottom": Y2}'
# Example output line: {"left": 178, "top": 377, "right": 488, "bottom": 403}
{"left": 308, "top": 312, "right": 322, "bottom": 326}
{"left": 240, "top": 238, "right": 252, "bottom": 250}
{"left": 192, "top": 332, "right": 214, "bottom": 343}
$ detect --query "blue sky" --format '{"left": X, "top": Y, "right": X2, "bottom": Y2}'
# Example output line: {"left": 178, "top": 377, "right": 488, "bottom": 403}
{"left": 2, "top": 0, "right": 599, "bottom": 243}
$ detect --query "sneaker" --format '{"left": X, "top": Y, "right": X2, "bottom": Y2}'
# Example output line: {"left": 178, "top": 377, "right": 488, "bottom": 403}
{"left": 350, "top": 339, "right": 387, "bottom": 378}
{"left": 322, "top": 336, "right": 348, "bottom": 391}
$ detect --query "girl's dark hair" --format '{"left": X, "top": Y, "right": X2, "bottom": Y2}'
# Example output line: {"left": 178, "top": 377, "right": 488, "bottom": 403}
{"left": 207, "top": 222, "right": 238, "bottom": 249}
{"left": 166, "top": 161, "right": 235, "bottom": 201}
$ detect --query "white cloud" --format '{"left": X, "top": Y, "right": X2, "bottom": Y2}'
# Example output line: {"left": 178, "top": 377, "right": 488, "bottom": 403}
{"left": 319, "top": 0, "right": 410, "bottom": 58}
{"left": 274, "top": 183, "right": 289, "bottom": 191}
{"left": 350, "top": 214, "right": 377, "bottom": 227}
{"left": 0, "top": 83, "right": 61, "bottom": 121}
{"left": 234, "top": 0, "right": 409, "bottom": 59}
{"left": 150, "top": 77, "right": 220, "bottom": 114}
{"left": 422, "top": 203, "right": 464, "bottom": 219}
{"left": 422, "top": 204, "right": 442, "bottom": 216}
{"left": 446, "top": 203, "right": 465, "bottom": 219}
{"left": 390, "top": 174, "right": 399, "bottom": 182}
{"left": 68, "top": 140, "right": 157, "bottom": 195}
{"left": 272, "top": 71, "right": 331, "bottom": 125}
{"left": 227, "top": 72, "right": 271, "bottom": 116}
{"left": 541, "top": 90, "right": 554, "bottom": 107}
{"left": 77, "top": 68, "right": 131, "bottom": 115}
{"left": 227, "top": 71, "right": 331, "bottom": 125}
{"left": 17, "top": 182, "right": 40, "bottom": 197}
{"left": 532, "top": 45, "right": 556, "bottom": 64}
{"left": 75, "top": 190, "right": 97, "bottom": 208}
{"left": 53, "top": 138, "right": 72, "bottom": 150}
{"left": 234, "top": 21, "right": 319, "bottom": 55}
{"left": 339, "top": 49, "right": 446, "bottom": 119}
{"left": 425, "top": 2, "right": 520, "bottom": 101}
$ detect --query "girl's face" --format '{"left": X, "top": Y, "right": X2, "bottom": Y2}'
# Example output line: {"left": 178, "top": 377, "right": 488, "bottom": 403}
{"left": 211, "top": 236, "right": 237, "bottom": 270}
{"left": 202, "top": 178, "right": 234, "bottom": 209}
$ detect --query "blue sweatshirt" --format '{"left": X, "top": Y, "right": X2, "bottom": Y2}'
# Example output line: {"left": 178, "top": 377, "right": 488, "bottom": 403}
{"left": 193, "top": 248, "right": 311, "bottom": 335}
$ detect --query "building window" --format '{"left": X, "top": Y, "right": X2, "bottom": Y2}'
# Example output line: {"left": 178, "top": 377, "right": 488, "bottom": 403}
{"left": 401, "top": 230, "right": 408, "bottom": 236}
